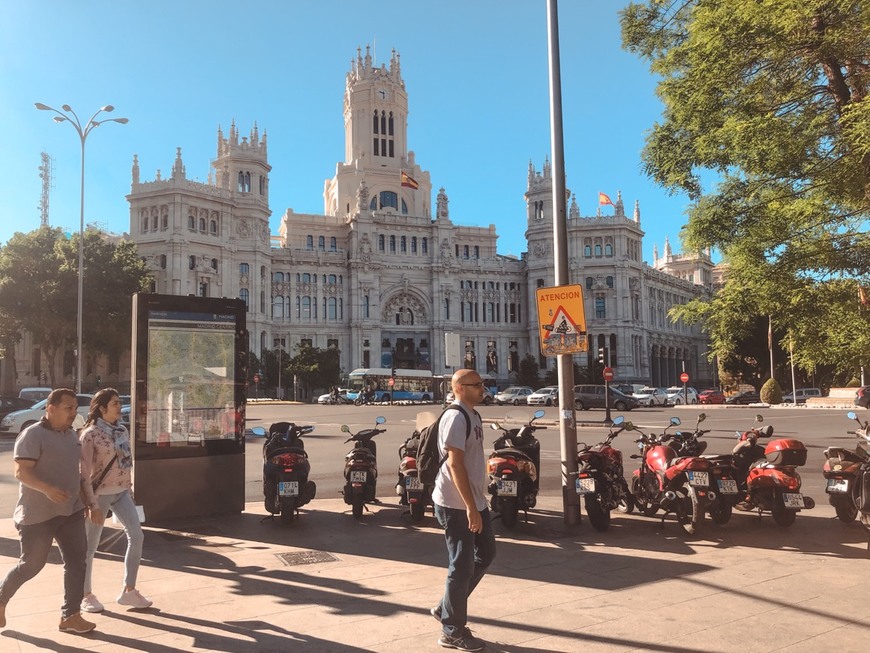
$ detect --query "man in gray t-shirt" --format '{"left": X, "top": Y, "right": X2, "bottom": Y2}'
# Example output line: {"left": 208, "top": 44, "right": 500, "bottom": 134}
{"left": 431, "top": 369, "right": 495, "bottom": 652}
{"left": 0, "top": 389, "right": 96, "bottom": 635}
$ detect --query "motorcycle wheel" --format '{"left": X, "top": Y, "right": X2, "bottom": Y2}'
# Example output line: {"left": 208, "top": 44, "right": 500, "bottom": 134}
{"left": 584, "top": 494, "right": 611, "bottom": 532}
{"left": 632, "top": 476, "right": 659, "bottom": 517}
{"left": 830, "top": 494, "right": 858, "bottom": 523}
{"left": 676, "top": 485, "right": 704, "bottom": 536}
{"left": 410, "top": 500, "right": 425, "bottom": 522}
{"left": 354, "top": 396, "right": 363, "bottom": 406}
{"left": 500, "top": 498, "right": 519, "bottom": 529}
{"left": 280, "top": 497, "right": 297, "bottom": 524}
{"left": 771, "top": 494, "right": 797, "bottom": 527}
{"left": 352, "top": 494, "right": 365, "bottom": 518}
{"left": 616, "top": 479, "right": 634, "bottom": 514}
{"left": 708, "top": 500, "right": 733, "bottom": 525}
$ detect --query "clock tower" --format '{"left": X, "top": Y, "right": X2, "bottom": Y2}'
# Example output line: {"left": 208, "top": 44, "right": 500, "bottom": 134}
{"left": 323, "top": 45, "right": 430, "bottom": 220}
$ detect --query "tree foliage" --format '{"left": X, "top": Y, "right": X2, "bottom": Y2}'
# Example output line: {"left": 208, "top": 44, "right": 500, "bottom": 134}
{"left": 286, "top": 343, "right": 341, "bottom": 395}
{"left": 514, "top": 354, "right": 540, "bottom": 388}
{"left": 0, "top": 227, "right": 151, "bottom": 387}
{"left": 621, "top": 1, "right": 870, "bottom": 376}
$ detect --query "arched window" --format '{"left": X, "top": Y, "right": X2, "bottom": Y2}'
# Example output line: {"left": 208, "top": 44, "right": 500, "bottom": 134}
{"left": 239, "top": 288, "right": 249, "bottom": 309}
{"left": 318, "top": 236, "right": 325, "bottom": 251}
{"left": 142, "top": 216, "right": 149, "bottom": 233}
{"left": 240, "top": 263, "right": 249, "bottom": 276}
{"left": 328, "top": 297, "right": 337, "bottom": 320}
{"left": 273, "top": 296, "right": 284, "bottom": 319}
{"left": 188, "top": 255, "right": 196, "bottom": 270}
{"left": 584, "top": 244, "right": 592, "bottom": 257}
{"left": 160, "top": 254, "right": 167, "bottom": 269}
{"left": 594, "top": 243, "right": 602, "bottom": 256}
{"left": 274, "top": 271, "right": 284, "bottom": 282}
{"left": 389, "top": 235, "right": 396, "bottom": 253}
{"left": 422, "top": 238, "right": 428, "bottom": 254}
{"left": 463, "top": 245, "right": 469, "bottom": 258}
{"left": 606, "top": 276, "right": 614, "bottom": 288}
{"left": 605, "top": 243, "right": 613, "bottom": 256}
{"left": 306, "top": 235, "right": 314, "bottom": 250}
{"left": 328, "top": 274, "right": 337, "bottom": 284}
{"left": 585, "top": 277, "right": 593, "bottom": 289}
{"left": 188, "top": 216, "right": 195, "bottom": 230}
{"left": 302, "top": 273, "right": 311, "bottom": 283}
{"left": 161, "top": 214, "right": 168, "bottom": 230}
{"left": 210, "top": 220, "right": 217, "bottom": 235}
{"left": 302, "top": 296, "right": 311, "bottom": 320}
{"left": 199, "top": 217, "right": 206, "bottom": 232}
{"left": 474, "top": 246, "right": 480, "bottom": 258}
{"left": 378, "top": 235, "right": 385, "bottom": 251}
{"left": 211, "top": 258, "right": 218, "bottom": 271}
{"left": 329, "top": 236, "right": 337, "bottom": 251}
{"left": 238, "top": 172, "right": 245, "bottom": 192}
{"left": 261, "top": 265, "right": 266, "bottom": 281}
{"left": 400, "top": 236, "right": 407, "bottom": 253}
{"left": 370, "top": 197, "right": 378, "bottom": 211}
{"left": 411, "top": 237, "right": 417, "bottom": 253}
{"left": 379, "top": 190, "right": 398, "bottom": 210}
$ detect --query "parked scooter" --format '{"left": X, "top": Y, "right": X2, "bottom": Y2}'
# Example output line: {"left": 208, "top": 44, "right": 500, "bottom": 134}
{"left": 671, "top": 413, "right": 741, "bottom": 525}
{"left": 395, "top": 411, "right": 440, "bottom": 522}
{"left": 822, "top": 411, "right": 870, "bottom": 522}
{"left": 575, "top": 415, "right": 633, "bottom": 531}
{"left": 626, "top": 416, "right": 712, "bottom": 535}
{"left": 341, "top": 416, "right": 387, "bottom": 517}
{"left": 257, "top": 421, "right": 317, "bottom": 524}
{"left": 732, "top": 414, "right": 815, "bottom": 526}
{"left": 487, "top": 409, "right": 545, "bottom": 528}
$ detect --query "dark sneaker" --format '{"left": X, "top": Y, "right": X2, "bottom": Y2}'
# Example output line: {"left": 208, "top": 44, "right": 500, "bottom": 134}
{"left": 430, "top": 604, "right": 442, "bottom": 621}
{"left": 59, "top": 612, "right": 96, "bottom": 634}
{"left": 734, "top": 500, "right": 754, "bottom": 512}
{"left": 438, "top": 627, "right": 485, "bottom": 651}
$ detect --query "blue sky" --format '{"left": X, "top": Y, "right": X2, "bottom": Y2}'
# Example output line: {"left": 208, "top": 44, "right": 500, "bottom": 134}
{"left": 0, "top": 1, "right": 697, "bottom": 263}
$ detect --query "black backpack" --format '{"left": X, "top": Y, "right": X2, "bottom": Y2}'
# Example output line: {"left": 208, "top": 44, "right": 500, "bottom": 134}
{"left": 417, "top": 404, "right": 471, "bottom": 486}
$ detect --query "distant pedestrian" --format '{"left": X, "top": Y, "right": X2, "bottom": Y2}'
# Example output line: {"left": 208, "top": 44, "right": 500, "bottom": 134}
{"left": 79, "top": 389, "right": 152, "bottom": 613}
{"left": 431, "top": 369, "right": 494, "bottom": 651}
{"left": 0, "top": 388, "right": 96, "bottom": 634}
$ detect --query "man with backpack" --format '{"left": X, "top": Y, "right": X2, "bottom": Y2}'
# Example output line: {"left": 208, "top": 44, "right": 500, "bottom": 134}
{"left": 431, "top": 369, "right": 494, "bottom": 651}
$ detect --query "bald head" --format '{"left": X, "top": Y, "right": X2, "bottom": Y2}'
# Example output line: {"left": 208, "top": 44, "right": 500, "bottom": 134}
{"left": 451, "top": 369, "right": 485, "bottom": 407}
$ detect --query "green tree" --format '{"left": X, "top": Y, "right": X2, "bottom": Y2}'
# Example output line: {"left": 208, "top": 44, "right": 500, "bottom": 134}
{"left": 0, "top": 227, "right": 151, "bottom": 388}
{"left": 287, "top": 343, "right": 341, "bottom": 396}
{"left": 621, "top": 1, "right": 870, "bottom": 376}
{"left": 514, "top": 353, "right": 540, "bottom": 388}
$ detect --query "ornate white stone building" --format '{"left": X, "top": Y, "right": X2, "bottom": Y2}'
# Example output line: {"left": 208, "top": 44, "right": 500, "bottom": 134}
{"left": 125, "top": 46, "right": 715, "bottom": 390}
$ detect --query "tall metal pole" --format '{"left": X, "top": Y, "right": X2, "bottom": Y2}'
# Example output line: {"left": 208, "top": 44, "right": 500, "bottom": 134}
{"left": 547, "top": 0, "right": 579, "bottom": 525}
{"left": 34, "top": 104, "right": 128, "bottom": 393}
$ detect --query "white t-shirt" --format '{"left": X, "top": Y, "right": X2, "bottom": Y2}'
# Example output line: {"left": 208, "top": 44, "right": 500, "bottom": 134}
{"left": 432, "top": 402, "right": 487, "bottom": 511}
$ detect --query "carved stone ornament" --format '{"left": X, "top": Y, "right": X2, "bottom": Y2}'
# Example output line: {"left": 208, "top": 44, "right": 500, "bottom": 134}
{"left": 237, "top": 219, "right": 251, "bottom": 238}
{"left": 382, "top": 291, "right": 427, "bottom": 323}
{"left": 259, "top": 223, "right": 270, "bottom": 242}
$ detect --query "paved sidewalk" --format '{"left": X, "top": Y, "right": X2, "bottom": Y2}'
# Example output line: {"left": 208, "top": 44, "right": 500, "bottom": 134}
{"left": 0, "top": 496, "right": 868, "bottom": 652}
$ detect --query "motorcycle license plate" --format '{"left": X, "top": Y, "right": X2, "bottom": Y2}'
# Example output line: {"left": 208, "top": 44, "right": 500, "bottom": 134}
{"left": 405, "top": 476, "right": 422, "bottom": 491}
{"left": 575, "top": 477, "right": 596, "bottom": 495}
{"left": 278, "top": 481, "right": 299, "bottom": 497}
{"left": 497, "top": 479, "right": 517, "bottom": 496}
{"left": 687, "top": 471, "right": 709, "bottom": 487}
{"left": 782, "top": 493, "right": 804, "bottom": 508}
{"left": 350, "top": 471, "right": 367, "bottom": 483}
{"left": 826, "top": 478, "right": 849, "bottom": 493}
{"left": 717, "top": 479, "right": 739, "bottom": 494}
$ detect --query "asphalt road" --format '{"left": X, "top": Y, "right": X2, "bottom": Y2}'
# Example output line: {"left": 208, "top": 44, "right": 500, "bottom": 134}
{"left": 0, "top": 403, "right": 862, "bottom": 518}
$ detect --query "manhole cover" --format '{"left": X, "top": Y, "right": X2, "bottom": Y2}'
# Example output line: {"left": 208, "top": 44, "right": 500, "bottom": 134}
{"left": 277, "top": 551, "right": 339, "bottom": 566}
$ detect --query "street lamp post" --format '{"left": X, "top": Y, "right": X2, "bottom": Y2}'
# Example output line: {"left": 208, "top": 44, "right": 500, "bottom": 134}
{"left": 34, "top": 103, "right": 128, "bottom": 393}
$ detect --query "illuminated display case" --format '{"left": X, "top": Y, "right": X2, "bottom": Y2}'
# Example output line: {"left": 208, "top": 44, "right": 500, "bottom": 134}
{"left": 131, "top": 293, "right": 247, "bottom": 521}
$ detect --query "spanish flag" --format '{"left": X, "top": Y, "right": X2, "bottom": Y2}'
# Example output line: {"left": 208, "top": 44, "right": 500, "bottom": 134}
{"left": 598, "top": 192, "right": 614, "bottom": 207}
{"left": 401, "top": 171, "right": 419, "bottom": 189}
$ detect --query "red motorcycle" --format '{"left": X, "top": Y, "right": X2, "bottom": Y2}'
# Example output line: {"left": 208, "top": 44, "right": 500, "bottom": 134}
{"left": 575, "top": 415, "right": 633, "bottom": 531}
{"left": 822, "top": 411, "right": 870, "bottom": 522}
{"left": 626, "top": 416, "right": 712, "bottom": 536}
{"left": 732, "top": 415, "right": 815, "bottom": 527}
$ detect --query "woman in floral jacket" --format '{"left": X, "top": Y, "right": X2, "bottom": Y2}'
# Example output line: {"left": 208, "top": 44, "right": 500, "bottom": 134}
{"left": 79, "top": 389, "right": 152, "bottom": 612}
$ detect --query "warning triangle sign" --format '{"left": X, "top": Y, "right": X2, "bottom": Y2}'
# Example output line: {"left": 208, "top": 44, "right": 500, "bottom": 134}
{"left": 544, "top": 305, "right": 580, "bottom": 337}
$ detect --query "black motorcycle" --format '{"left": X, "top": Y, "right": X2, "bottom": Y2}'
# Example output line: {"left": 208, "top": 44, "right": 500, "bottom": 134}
{"left": 341, "top": 416, "right": 387, "bottom": 517}
{"left": 487, "top": 409, "right": 545, "bottom": 528}
{"left": 256, "top": 421, "right": 317, "bottom": 524}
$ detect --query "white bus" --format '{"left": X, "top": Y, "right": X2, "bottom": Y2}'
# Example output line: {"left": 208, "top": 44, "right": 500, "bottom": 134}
{"left": 346, "top": 368, "right": 434, "bottom": 403}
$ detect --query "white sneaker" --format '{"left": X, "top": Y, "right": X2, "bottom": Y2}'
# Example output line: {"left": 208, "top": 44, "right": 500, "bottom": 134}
{"left": 80, "top": 594, "right": 104, "bottom": 613}
{"left": 117, "top": 589, "right": 153, "bottom": 609}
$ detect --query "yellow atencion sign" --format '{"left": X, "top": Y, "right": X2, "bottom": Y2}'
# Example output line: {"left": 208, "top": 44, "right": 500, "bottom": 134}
{"left": 535, "top": 284, "right": 587, "bottom": 356}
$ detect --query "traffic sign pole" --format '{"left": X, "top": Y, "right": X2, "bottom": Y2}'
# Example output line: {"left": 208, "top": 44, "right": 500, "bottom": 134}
{"left": 602, "top": 367, "right": 614, "bottom": 424}
{"left": 680, "top": 371, "right": 689, "bottom": 404}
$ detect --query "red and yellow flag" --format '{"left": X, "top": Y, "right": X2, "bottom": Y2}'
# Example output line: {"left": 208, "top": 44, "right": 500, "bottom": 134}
{"left": 598, "top": 192, "right": 614, "bottom": 207}
{"left": 401, "top": 171, "right": 419, "bottom": 189}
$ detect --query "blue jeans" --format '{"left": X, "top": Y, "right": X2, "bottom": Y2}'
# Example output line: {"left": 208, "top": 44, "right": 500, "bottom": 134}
{"left": 85, "top": 490, "right": 144, "bottom": 594}
{"left": 434, "top": 504, "right": 496, "bottom": 637}
{"left": 0, "top": 510, "right": 87, "bottom": 618}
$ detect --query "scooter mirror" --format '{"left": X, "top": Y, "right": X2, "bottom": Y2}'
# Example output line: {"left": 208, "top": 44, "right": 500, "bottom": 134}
{"left": 847, "top": 411, "right": 857, "bottom": 420}
{"left": 697, "top": 413, "right": 706, "bottom": 423}
{"left": 250, "top": 426, "right": 266, "bottom": 437}
{"left": 341, "top": 424, "right": 350, "bottom": 433}
{"left": 764, "top": 425, "right": 774, "bottom": 437}
{"left": 533, "top": 409, "right": 545, "bottom": 420}
{"left": 375, "top": 416, "right": 386, "bottom": 425}
{"left": 490, "top": 422, "right": 501, "bottom": 430}
{"left": 755, "top": 414, "right": 764, "bottom": 423}
{"left": 670, "top": 417, "right": 681, "bottom": 426}
{"left": 612, "top": 415, "right": 625, "bottom": 426}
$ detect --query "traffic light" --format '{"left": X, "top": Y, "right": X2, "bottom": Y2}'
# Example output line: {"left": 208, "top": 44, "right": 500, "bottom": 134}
{"left": 598, "top": 347, "right": 605, "bottom": 364}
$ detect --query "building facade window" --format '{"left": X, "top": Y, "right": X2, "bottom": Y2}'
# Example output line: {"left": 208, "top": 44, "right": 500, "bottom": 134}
{"left": 239, "top": 288, "right": 249, "bottom": 309}
{"left": 595, "top": 296, "right": 606, "bottom": 319}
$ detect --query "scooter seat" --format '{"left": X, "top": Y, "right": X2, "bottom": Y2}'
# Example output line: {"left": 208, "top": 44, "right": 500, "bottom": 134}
{"left": 702, "top": 454, "right": 734, "bottom": 464}
{"left": 492, "top": 447, "right": 534, "bottom": 461}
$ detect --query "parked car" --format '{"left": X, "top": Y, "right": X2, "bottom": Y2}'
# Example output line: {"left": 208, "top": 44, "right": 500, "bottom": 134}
{"left": 725, "top": 390, "right": 761, "bottom": 405}
{"left": 855, "top": 386, "right": 870, "bottom": 409}
{"left": 527, "top": 386, "right": 560, "bottom": 406}
{"left": 632, "top": 387, "right": 670, "bottom": 407}
{"left": 0, "top": 396, "right": 35, "bottom": 421}
{"left": 447, "top": 388, "right": 494, "bottom": 405}
{"left": 0, "top": 394, "right": 92, "bottom": 435}
{"left": 573, "top": 385, "right": 639, "bottom": 411}
{"left": 782, "top": 388, "right": 823, "bottom": 404}
{"left": 18, "top": 387, "right": 52, "bottom": 402}
{"left": 698, "top": 389, "right": 726, "bottom": 405}
{"left": 665, "top": 387, "right": 699, "bottom": 405}
{"left": 495, "top": 386, "right": 534, "bottom": 406}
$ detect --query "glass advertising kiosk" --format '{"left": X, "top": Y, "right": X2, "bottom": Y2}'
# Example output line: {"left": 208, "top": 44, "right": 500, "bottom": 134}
{"left": 131, "top": 293, "right": 247, "bottom": 522}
